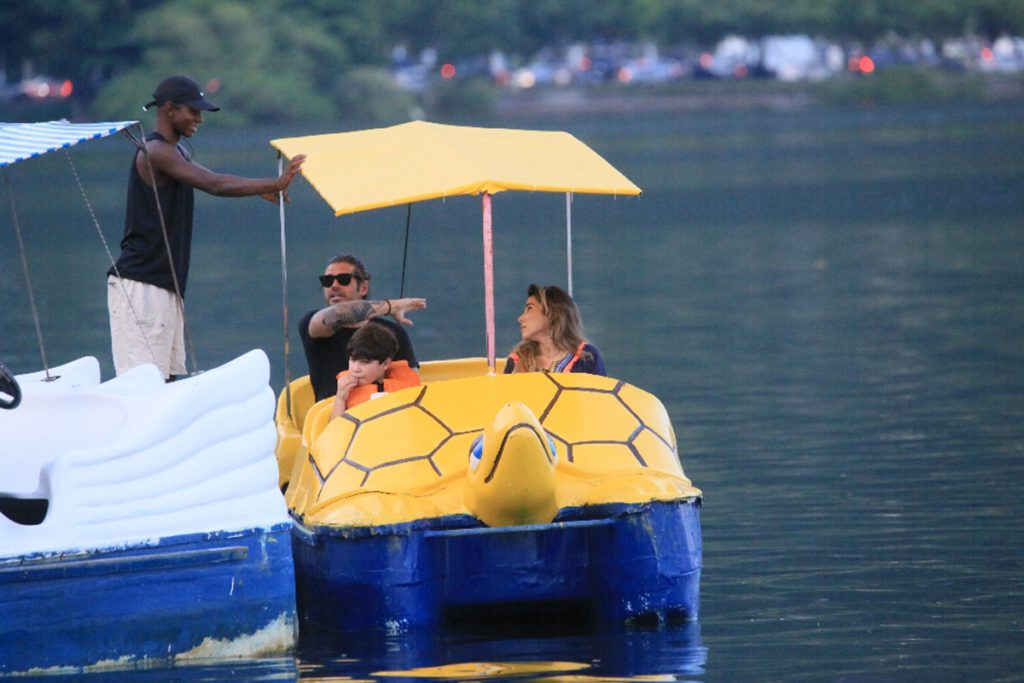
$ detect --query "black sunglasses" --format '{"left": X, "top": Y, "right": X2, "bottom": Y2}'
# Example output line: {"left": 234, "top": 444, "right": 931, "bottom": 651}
{"left": 319, "top": 273, "right": 362, "bottom": 287}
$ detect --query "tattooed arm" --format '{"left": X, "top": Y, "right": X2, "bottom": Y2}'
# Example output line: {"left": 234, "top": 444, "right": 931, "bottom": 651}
{"left": 308, "top": 297, "right": 427, "bottom": 338}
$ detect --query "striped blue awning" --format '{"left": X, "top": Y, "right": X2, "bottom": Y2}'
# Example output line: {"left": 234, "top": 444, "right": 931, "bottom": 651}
{"left": 0, "top": 119, "right": 138, "bottom": 167}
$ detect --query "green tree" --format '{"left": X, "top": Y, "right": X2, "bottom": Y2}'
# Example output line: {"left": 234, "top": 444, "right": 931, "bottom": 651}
{"left": 0, "top": 0, "right": 155, "bottom": 98}
{"left": 972, "top": 0, "right": 1024, "bottom": 37}
{"left": 519, "top": 0, "right": 657, "bottom": 49}
{"left": 90, "top": 0, "right": 346, "bottom": 125}
{"left": 292, "top": 0, "right": 392, "bottom": 66}
{"left": 381, "top": 0, "right": 523, "bottom": 63}
{"left": 334, "top": 66, "right": 418, "bottom": 124}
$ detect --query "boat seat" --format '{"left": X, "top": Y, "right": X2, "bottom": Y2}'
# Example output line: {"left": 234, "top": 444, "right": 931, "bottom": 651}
{"left": 274, "top": 376, "right": 317, "bottom": 491}
{"left": 275, "top": 375, "right": 317, "bottom": 432}
{"left": 419, "top": 357, "right": 506, "bottom": 382}
{"left": 301, "top": 399, "right": 335, "bottom": 453}
{"left": 275, "top": 359, "right": 506, "bottom": 434}
{"left": 274, "top": 359, "right": 507, "bottom": 490}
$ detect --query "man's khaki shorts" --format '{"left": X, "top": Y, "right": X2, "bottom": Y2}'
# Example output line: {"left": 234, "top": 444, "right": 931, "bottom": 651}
{"left": 107, "top": 275, "right": 185, "bottom": 379}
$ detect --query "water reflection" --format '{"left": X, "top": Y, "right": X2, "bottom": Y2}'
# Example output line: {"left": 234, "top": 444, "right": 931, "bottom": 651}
{"left": 296, "top": 623, "right": 706, "bottom": 681}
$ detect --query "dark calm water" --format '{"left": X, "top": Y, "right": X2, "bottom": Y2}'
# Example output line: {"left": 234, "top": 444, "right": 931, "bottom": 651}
{"left": 2, "top": 100, "right": 1023, "bottom": 681}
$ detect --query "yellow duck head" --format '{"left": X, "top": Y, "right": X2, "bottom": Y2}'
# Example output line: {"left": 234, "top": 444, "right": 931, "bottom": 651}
{"left": 464, "top": 401, "right": 559, "bottom": 527}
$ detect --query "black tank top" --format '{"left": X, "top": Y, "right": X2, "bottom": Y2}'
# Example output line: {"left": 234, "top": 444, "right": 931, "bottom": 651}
{"left": 108, "top": 132, "right": 195, "bottom": 296}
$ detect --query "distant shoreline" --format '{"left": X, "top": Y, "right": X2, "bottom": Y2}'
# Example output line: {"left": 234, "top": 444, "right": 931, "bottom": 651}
{"left": 498, "top": 87, "right": 815, "bottom": 115}
{"left": 2, "top": 73, "right": 1020, "bottom": 125}
{"left": 497, "top": 73, "right": 1024, "bottom": 115}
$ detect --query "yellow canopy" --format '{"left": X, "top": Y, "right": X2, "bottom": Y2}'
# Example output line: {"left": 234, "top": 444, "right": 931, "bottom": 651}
{"left": 270, "top": 120, "right": 641, "bottom": 216}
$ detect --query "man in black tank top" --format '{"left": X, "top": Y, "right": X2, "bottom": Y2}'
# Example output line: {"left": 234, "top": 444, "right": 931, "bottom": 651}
{"left": 107, "top": 75, "right": 305, "bottom": 380}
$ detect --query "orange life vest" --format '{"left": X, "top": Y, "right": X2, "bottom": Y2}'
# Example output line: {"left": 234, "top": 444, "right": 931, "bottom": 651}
{"left": 336, "top": 360, "right": 420, "bottom": 409}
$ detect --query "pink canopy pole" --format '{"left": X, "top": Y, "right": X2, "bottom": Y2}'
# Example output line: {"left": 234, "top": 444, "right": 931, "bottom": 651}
{"left": 482, "top": 192, "right": 496, "bottom": 374}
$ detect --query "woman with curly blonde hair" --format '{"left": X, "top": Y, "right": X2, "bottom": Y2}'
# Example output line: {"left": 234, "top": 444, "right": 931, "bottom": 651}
{"left": 504, "top": 284, "right": 606, "bottom": 375}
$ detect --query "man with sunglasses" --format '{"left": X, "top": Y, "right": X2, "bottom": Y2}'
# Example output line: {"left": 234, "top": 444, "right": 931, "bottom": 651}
{"left": 107, "top": 75, "right": 306, "bottom": 380}
{"left": 299, "top": 254, "right": 426, "bottom": 402}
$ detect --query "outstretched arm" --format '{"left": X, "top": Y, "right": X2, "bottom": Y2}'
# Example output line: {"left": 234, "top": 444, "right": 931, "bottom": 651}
{"left": 308, "top": 297, "right": 427, "bottom": 339}
{"left": 141, "top": 142, "right": 305, "bottom": 202}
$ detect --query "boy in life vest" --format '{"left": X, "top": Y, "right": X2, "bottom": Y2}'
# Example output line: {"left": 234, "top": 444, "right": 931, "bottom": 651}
{"left": 330, "top": 323, "right": 420, "bottom": 419}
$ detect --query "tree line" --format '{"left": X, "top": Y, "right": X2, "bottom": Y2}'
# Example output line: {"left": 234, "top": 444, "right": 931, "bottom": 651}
{"left": 3, "top": 0, "right": 1023, "bottom": 124}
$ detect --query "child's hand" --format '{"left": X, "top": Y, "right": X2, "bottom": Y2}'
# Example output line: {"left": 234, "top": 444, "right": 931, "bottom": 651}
{"left": 331, "top": 373, "right": 360, "bottom": 420}
{"left": 336, "top": 373, "right": 360, "bottom": 397}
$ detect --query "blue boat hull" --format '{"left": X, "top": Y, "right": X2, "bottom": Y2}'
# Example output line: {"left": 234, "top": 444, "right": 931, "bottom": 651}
{"left": 0, "top": 524, "right": 296, "bottom": 674}
{"left": 293, "top": 499, "right": 701, "bottom": 632}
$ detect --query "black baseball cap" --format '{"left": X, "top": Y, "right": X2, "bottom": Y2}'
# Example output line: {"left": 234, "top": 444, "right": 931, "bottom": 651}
{"left": 144, "top": 75, "right": 220, "bottom": 111}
